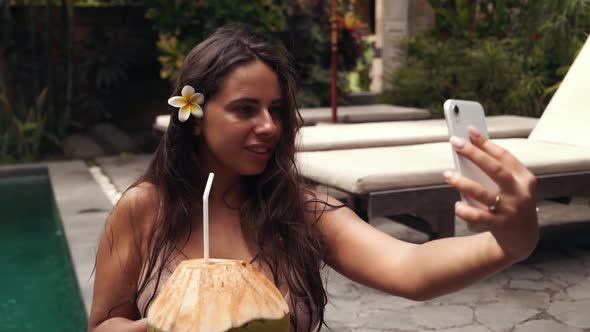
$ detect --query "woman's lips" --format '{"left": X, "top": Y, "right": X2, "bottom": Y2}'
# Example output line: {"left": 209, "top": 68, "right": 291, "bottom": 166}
{"left": 245, "top": 145, "right": 273, "bottom": 159}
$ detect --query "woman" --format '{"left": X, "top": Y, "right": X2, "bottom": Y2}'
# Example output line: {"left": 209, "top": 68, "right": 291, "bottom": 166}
{"left": 88, "top": 25, "right": 539, "bottom": 332}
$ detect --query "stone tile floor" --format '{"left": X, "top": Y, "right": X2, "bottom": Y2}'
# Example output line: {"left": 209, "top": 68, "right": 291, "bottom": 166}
{"left": 93, "top": 155, "right": 590, "bottom": 331}
{"left": 321, "top": 217, "right": 590, "bottom": 332}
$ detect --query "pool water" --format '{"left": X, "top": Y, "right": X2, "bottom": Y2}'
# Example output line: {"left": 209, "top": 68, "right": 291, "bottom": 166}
{"left": 0, "top": 173, "right": 86, "bottom": 331}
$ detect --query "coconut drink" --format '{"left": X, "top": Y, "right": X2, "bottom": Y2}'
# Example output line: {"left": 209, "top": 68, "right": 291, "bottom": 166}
{"left": 147, "top": 174, "right": 290, "bottom": 332}
{"left": 146, "top": 259, "right": 290, "bottom": 332}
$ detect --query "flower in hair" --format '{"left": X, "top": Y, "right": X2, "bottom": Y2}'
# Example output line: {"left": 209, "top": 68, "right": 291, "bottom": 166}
{"left": 168, "top": 85, "right": 204, "bottom": 122}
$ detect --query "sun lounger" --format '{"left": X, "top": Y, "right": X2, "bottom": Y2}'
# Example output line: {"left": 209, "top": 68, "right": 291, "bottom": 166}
{"left": 152, "top": 104, "right": 431, "bottom": 133}
{"left": 296, "top": 36, "right": 590, "bottom": 239}
{"left": 298, "top": 104, "right": 430, "bottom": 125}
{"left": 155, "top": 112, "right": 536, "bottom": 152}
{"left": 297, "top": 115, "right": 538, "bottom": 151}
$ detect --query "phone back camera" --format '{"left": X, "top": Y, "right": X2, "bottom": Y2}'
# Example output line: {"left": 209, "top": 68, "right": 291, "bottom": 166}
{"left": 453, "top": 105, "right": 460, "bottom": 115}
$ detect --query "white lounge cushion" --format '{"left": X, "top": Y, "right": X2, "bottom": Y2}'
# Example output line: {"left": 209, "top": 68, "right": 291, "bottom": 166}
{"left": 297, "top": 115, "right": 537, "bottom": 151}
{"left": 296, "top": 139, "right": 590, "bottom": 194}
{"left": 299, "top": 104, "right": 430, "bottom": 124}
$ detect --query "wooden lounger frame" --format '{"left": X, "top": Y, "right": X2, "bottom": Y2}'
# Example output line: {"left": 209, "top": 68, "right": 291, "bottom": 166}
{"left": 315, "top": 170, "right": 590, "bottom": 239}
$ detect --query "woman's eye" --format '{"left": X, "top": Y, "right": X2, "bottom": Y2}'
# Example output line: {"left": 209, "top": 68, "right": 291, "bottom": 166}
{"left": 237, "top": 105, "right": 254, "bottom": 113}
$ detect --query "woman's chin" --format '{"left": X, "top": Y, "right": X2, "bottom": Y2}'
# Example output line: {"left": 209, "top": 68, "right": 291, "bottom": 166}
{"left": 240, "top": 166, "right": 268, "bottom": 176}
{"left": 237, "top": 161, "right": 271, "bottom": 177}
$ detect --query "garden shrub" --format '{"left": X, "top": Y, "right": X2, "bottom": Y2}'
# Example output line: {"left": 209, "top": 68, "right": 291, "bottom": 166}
{"left": 381, "top": 0, "right": 590, "bottom": 117}
{"left": 144, "top": 0, "right": 367, "bottom": 107}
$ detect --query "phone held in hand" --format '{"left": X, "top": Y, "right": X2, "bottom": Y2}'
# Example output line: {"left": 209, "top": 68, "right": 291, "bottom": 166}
{"left": 443, "top": 99, "right": 498, "bottom": 211}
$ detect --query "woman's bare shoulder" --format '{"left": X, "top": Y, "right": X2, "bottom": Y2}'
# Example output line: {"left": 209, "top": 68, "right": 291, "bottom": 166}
{"left": 302, "top": 187, "right": 347, "bottom": 223}
{"left": 106, "top": 181, "right": 160, "bottom": 239}
{"left": 122, "top": 181, "right": 159, "bottom": 207}
{"left": 303, "top": 187, "right": 344, "bottom": 206}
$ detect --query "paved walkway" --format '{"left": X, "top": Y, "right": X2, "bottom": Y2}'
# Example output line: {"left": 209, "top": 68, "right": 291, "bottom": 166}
{"left": 322, "top": 219, "right": 590, "bottom": 332}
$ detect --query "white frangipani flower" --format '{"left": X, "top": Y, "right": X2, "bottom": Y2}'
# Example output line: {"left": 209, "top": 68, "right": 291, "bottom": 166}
{"left": 167, "top": 85, "right": 204, "bottom": 122}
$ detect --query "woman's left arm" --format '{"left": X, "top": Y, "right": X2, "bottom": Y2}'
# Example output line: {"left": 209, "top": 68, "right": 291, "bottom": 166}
{"left": 314, "top": 128, "right": 539, "bottom": 301}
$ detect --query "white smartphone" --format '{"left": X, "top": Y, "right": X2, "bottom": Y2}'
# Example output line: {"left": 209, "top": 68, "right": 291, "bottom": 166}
{"left": 444, "top": 99, "right": 498, "bottom": 210}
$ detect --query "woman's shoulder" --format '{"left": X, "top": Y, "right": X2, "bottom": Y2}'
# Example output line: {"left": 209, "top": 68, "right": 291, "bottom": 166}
{"left": 302, "top": 186, "right": 344, "bottom": 206}
{"left": 116, "top": 181, "right": 158, "bottom": 214}
{"left": 302, "top": 186, "right": 347, "bottom": 223}
{"left": 107, "top": 181, "right": 160, "bottom": 239}
{"left": 122, "top": 181, "right": 159, "bottom": 205}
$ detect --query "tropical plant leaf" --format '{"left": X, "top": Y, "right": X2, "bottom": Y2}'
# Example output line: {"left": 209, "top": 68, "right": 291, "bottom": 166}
{"left": 21, "top": 122, "right": 39, "bottom": 133}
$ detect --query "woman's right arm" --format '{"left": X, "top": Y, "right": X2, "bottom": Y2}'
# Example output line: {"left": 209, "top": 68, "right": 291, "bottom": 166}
{"left": 88, "top": 186, "right": 154, "bottom": 332}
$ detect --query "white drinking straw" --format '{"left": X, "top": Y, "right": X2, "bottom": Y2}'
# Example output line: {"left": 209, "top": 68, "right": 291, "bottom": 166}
{"left": 203, "top": 172, "right": 214, "bottom": 264}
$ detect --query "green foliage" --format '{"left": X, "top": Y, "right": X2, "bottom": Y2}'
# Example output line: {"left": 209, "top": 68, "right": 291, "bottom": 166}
{"left": 145, "top": 0, "right": 286, "bottom": 37}
{"left": 382, "top": 0, "right": 590, "bottom": 117}
{"left": 348, "top": 35, "right": 374, "bottom": 92}
{"left": 0, "top": 0, "right": 73, "bottom": 163}
{"left": 386, "top": 37, "right": 545, "bottom": 116}
{"left": 277, "top": 1, "right": 363, "bottom": 106}
{"left": 81, "top": 30, "right": 129, "bottom": 90}
{"left": 76, "top": 27, "right": 136, "bottom": 123}
{"left": 145, "top": 0, "right": 287, "bottom": 82}
{"left": 155, "top": 34, "right": 192, "bottom": 81}
{"left": 0, "top": 85, "right": 61, "bottom": 163}
{"left": 8, "top": 0, "right": 145, "bottom": 6}
{"left": 144, "top": 0, "right": 367, "bottom": 107}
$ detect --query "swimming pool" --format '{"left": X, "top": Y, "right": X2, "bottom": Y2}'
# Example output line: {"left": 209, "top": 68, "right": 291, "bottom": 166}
{"left": 0, "top": 171, "right": 87, "bottom": 331}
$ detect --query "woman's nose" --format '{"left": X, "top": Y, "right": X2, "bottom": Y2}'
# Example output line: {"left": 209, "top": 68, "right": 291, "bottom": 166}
{"left": 254, "top": 108, "right": 280, "bottom": 136}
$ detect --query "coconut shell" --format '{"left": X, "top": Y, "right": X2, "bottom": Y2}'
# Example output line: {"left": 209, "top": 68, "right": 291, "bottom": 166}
{"left": 147, "top": 258, "right": 289, "bottom": 332}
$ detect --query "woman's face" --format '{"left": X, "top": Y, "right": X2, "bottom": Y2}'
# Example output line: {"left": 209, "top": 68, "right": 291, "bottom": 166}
{"left": 198, "top": 60, "right": 283, "bottom": 178}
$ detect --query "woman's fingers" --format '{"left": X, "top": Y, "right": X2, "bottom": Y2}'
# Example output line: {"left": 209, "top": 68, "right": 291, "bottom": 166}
{"left": 468, "top": 127, "right": 531, "bottom": 177}
{"left": 447, "top": 128, "right": 539, "bottom": 260}
{"left": 467, "top": 127, "right": 538, "bottom": 191}
{"left": 132, "top": 318, "right": 148, "bottom": 332}
{"left": 454, "top": 201, "right": 495, "bottom": 227}
{"left": 450, "top": 136, "right": 516, "bottom": 190}
{"left": 444, "top": 171, "right": 507, "bottom": 230}
{"left": 444, "top": 170, "right": 498, "bottom": 208}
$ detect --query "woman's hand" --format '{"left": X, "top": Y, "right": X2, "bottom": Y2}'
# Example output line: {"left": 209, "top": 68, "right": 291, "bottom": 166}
{"left": 312, "top": 130, "right": 540, "bottom": 300}
{"left": 90, "top": 317, "right": 148, "bottom": 332}
{"left": 444, "top": 127, "right": 539, "bottom": 262}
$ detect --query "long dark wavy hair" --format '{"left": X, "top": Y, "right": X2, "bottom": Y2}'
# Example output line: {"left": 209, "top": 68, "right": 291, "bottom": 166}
{"left": 131, "top": 25, "right": 329, "bottom": 331}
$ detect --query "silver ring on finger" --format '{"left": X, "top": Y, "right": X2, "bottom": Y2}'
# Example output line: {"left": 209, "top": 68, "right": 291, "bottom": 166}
{"left": 488, "top": 194, "right": 501, "bottom": 213}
